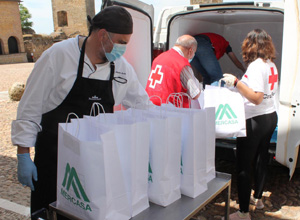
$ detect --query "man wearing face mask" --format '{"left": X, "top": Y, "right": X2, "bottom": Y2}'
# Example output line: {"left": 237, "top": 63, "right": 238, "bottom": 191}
{"left": 146, "top": 35, "right": 201, "bottom": 108}
{"left": 11, "top": 6, "right": 152, "bottom": 216}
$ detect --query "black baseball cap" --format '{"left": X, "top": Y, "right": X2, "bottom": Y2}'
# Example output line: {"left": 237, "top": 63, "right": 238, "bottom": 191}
{"left": 88, "top": 6, "right": 133, "bottom": 35}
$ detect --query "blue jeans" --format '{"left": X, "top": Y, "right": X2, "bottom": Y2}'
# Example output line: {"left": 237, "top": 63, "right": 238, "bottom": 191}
{"left": 191, "top": 36, "right": 223, "bottom": 87}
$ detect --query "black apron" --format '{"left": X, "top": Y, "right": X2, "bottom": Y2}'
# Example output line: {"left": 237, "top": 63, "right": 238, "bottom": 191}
{"left": 31, "top": 37, "right": 115, "bottom": 214}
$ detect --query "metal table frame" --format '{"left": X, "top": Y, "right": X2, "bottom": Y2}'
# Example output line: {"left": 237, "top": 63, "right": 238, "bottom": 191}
{"left": 49, "top": 172, "right": 231, "bottom": 220}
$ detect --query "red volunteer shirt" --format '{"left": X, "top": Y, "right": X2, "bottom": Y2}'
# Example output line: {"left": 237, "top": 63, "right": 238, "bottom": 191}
{"left": 200, "top": 33, "right": 229, "bottom": 60}
{"left": 146, "top": 48, "right": 190, "bottom": 108}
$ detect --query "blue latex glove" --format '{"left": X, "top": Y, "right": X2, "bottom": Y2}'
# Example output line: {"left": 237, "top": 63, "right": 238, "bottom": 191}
{"left": 17, "top": 153, "right": 38, "bottom": 191}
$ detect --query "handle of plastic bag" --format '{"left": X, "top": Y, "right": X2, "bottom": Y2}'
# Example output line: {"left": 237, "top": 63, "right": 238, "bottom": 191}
{"left": 218, "top": 79, "right": 223, "bottom": 87}
{"left": 167, "top": 93, "right": 183, "bottom": 108}
{"left": 178, "top": 92, "right": 191, "bottom": 108}
{"left": 89, "top": 102, "right": 106, "bottom": 116}
{"left": 65, "top": 112, "right": 80, "bottom": 137}
{"left": 149, "top": 95, "right": 164, "bottom": 118}
{"left": 149, "top": 95, "right": 162, "bottom": 106}
{"left": 89, "top": 102, "right": 107, "bottom": 124}
{"left": 121, "top": 100, "right": 132, "bottom": 110}
{"left": 134, "top": 97, "right": 142, "bottom": 108}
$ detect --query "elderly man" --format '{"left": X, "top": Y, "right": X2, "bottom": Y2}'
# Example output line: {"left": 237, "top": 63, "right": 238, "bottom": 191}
{"left": 146, "top": 35, "right": 201, "bottom": 108}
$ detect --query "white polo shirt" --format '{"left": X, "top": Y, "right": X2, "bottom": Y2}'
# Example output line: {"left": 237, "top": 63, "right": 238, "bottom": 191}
{"left": 241, "top": 58, "right": 278, "bottom": 119}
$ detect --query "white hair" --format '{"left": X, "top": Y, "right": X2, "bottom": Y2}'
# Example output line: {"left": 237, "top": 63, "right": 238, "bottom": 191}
{"left": 175, "top": 35, "right": 197, "bottom": 49}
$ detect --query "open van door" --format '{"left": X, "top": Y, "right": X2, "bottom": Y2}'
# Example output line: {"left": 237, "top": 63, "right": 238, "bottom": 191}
{"left": 276, "top": 0, "right": 300, "bottom": 178}
{"left": 101, "top": 1, "right": 300, "bottom": 178}
{"left": 101, "top": 0, "right": 154, "bottom": 88}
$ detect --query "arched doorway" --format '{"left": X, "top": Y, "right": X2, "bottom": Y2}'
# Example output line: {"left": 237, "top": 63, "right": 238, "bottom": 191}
{"left": 8, "top": 36, "right": 19, "bottom": 54}
{"left": 0, "top": 39, "right": 3, "bottom": 55}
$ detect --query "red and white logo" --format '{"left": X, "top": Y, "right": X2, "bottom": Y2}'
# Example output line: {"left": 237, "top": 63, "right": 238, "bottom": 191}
{"left": 148, "top": 65, "right": 164, "bottom": 89}
{"left": 269, "top": 67, "right": 278, "bottom": 91}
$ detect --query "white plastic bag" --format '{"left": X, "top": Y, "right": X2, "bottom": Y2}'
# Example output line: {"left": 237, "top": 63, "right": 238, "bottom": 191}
{"left": 200, "top": 85, "right": 246, "bottom": 138}
{"left": 85, "top": 112, "right": 150, "bottom": 217}
{"left": 120, "top": 108, "right": 182, "bottom": 207}
{"left": 156, "top": 105, "right": 208, "bottom": 198}
{"left": 57, "top": 117, "right": 130, "bottom": 220}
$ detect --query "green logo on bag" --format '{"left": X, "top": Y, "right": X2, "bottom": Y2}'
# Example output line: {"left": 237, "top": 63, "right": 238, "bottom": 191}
{"left": 215, "top": 104, "right": 238, "bottom": 125}
{"left": 60, "top": 163, "right": 92, "bottom": 212}
{"left": 148, "top": 163, "right": 153, "bottom": 182}
{"left": 180, "top": 156, "right": 183, "bottom": 174}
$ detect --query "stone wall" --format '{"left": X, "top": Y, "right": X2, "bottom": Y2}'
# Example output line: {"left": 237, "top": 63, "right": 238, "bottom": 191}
{"left": 23, "top": 34, "right": 55, "bottom": 62}
{"left": 0, "top": 53, "right": 27, "bottom": 64}
{"left": 51, "top": 0, "right": 95, "bottom": 37}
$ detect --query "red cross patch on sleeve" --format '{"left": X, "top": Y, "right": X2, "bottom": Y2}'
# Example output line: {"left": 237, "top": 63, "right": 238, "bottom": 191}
{"left": 269, "top": 67, "right": 278, "bottom": 91}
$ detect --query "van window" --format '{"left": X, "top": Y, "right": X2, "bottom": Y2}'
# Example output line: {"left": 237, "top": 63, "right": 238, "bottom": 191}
{"left": 57, "top": 11, "right": 68, "bottom": 27}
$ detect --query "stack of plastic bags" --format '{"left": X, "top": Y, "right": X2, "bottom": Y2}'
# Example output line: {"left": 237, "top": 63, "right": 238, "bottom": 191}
{"left": 56, "top": 99, "right": 216, "bottom": 220}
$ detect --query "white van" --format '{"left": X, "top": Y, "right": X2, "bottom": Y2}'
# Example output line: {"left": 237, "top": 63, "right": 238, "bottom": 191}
{"left": 101, "top": 0, "right": 299, "bottom": 178}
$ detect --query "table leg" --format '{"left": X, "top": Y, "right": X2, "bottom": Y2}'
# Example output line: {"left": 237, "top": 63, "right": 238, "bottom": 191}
{"left": 224, "top": 180, "right": 231, "bottom": 220}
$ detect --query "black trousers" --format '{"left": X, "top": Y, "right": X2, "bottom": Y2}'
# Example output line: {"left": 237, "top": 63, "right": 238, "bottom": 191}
{"left": 236, "top": 111, "right": 277, "bottom": 212}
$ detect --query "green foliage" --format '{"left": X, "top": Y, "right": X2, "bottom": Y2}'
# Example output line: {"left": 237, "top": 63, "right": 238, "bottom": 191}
{"left": 19, "top": 4, "right": 33, "bottom": 29}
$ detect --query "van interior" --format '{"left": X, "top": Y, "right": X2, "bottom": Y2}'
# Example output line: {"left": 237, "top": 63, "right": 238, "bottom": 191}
{"left": 166, "top": 6, "right": 284, "bottom": 80}
{"left": 160, "top": 5, "right": 284, "bottom": 161}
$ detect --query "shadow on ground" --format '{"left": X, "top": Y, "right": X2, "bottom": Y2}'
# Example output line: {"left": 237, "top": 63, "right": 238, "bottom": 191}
{"left": 194, "top": 155, "right": 300, "bottom": 220}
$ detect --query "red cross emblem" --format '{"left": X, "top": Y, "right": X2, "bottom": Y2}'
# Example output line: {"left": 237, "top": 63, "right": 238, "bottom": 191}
{"left": 269, "top": 67, "right": 278, "bottom": 90}
{"left": 149, "top": 65, "right": 164, "bottom": 89}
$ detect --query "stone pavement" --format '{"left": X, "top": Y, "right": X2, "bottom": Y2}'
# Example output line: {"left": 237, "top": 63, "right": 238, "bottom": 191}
{"left": 195, "top": 158, "right": 300, "bottom": 220}
{"left": 1, "top": 63, "right": 300, "bottom": 220}
{"left": 0, "top": 63, "right": 33, "bottom": 220}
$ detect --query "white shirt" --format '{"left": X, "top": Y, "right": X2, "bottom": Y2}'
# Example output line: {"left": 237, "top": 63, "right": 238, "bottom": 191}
{"left": 11, "top": 35, "right": 152, "bottom": 147}
{"left": 241, "top": 58, "right": 278, "bottom": 119}
{"left": 172, "top": 46, "right": 201, "bottom": 98}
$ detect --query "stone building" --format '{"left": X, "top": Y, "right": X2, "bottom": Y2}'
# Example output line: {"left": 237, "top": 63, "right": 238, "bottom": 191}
{"left": 23, "top": 0, "right": 96, "bottom": 62}
{"left": 23, "top": 34, "right": 54, "bottom": 62}
{"left": 51, "top": 0, "right": 95, "bottom": 37}
{"left": 0, "top": 0, "right": 27, "bottom": 64}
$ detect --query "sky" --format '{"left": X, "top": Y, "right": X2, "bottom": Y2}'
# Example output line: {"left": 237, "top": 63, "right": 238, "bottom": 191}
{"left": 22, "top": 0, "right": 283, "bottom": 35}
{"left": 22, "top": 0, "right": 190, "bottom": 34}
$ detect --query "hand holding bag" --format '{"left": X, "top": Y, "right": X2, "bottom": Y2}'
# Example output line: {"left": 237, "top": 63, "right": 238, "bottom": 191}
{"left": 200, "top": 85, "right": 246, "bottom": 138}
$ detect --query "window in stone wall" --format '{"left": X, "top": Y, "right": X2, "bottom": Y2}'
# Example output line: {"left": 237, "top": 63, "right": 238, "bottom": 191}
{"left": 0, "top": 39, "right": 3, "bottom": 55}
{"left": 8, "top": 36, "right": 19, "bottom": 54}
{"left": 58, "top": 11, "right": 68, "bottom": 27}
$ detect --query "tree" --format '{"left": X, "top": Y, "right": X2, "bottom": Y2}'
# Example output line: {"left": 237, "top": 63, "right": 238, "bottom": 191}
{"left": 19, "top": 4, "right": 33, "bottom": 29}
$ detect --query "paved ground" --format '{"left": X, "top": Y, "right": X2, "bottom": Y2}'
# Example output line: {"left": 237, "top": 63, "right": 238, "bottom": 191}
{"left": 0, "top": 63, "right": 300, "bottom": 220}
{"left": 0, "top": 63, "right": 33, "bottom": 220}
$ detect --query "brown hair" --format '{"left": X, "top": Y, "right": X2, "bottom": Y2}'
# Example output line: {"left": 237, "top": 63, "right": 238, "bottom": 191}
{"left": 241, "top": 29, "right": 276, "bottom": 66}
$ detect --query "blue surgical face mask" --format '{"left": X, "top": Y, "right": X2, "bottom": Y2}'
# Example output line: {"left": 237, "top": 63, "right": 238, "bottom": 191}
{"left": 188, "top": 55, "right": 195, "bottom": 63}
{"left": 188, "top": 49, "right": 195, "bottom": 63}
{"left": 102, "top": 32, "right": 127, "bottom": 62}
